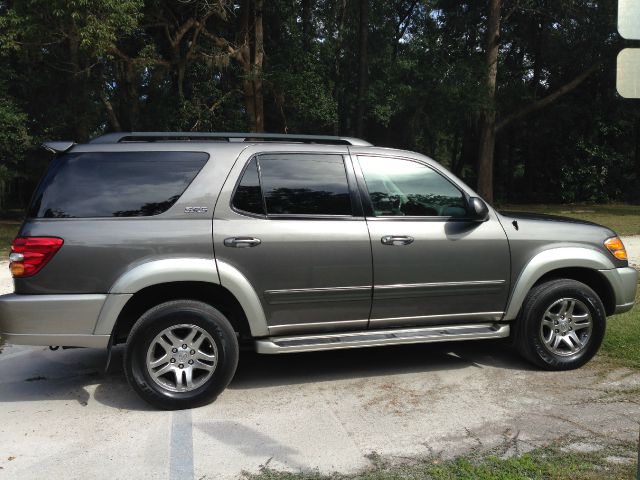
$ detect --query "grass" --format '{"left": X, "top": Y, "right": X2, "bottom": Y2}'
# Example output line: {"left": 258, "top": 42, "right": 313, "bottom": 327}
{"left": 602, "top": 284, "right": 640, "bottom": 369}
{"left": 0, "top": 220, "right": 20, "bottom": 257}
{"left": 243, "top": 439, "right": 638, "bottom": 480}
{"left": 498, "top": 204, "right": 640, "bottom": 236}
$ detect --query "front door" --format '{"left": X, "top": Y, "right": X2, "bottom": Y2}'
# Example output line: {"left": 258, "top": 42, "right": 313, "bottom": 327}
{"left": 354, "top": 154, "right": 510, "bottom": 328}
{"left": 214, "top": 149, "right": 372, "bottom": 335}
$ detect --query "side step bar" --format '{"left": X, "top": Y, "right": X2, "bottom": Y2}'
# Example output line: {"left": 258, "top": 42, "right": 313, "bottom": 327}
{"left": 255, "top": 323, "right": 510, "bottom": 354}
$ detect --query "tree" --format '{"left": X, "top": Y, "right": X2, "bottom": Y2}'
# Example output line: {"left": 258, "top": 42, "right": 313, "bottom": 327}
{"left": 0, "top": 0, "right": 637, "bottom": 210}
{"left": 475, "top": 0, "right": 610, "bottom": 203}
{"left": 237, "top": 0, "right": 265, "bottom": 132}
{"left": 355, "top": 0, "right": 369, "bottom": 137}
{"left": 476, "top": 0, "right": 501, "bottom": 204}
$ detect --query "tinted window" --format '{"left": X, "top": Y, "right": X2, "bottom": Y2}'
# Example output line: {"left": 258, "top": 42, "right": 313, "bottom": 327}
{"left": 259, "top": 154, "right": 352, "bottom": 215}
{"left": 29, "top": 151, "right": 208, "bottom": 218}
{"left": 232, "top": 158, "right": 265, "bottom": 215}
{"left": 359, "top": 156, "right": 467, "bottom": 217}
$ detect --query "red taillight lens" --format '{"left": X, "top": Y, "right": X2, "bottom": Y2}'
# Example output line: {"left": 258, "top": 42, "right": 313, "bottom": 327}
{"left": 9, "top": 237, "right": 64, "bottom": 278}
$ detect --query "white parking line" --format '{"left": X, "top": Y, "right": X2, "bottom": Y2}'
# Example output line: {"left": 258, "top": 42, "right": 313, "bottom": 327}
{"left": 169, "top": 409, "right": 194, "bottom": 480}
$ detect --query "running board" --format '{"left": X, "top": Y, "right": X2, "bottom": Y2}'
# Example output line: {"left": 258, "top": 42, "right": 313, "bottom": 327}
{"left": 255, "top": 323, "right": 510, "bottom": 354}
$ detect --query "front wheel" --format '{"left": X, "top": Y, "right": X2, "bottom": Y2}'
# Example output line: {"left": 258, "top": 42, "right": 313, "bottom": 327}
{"left": 514, "top": 279, "right": 606, "bottom": 370}
{"left": 124, "top": 300, "right": 239, "bottom": 409}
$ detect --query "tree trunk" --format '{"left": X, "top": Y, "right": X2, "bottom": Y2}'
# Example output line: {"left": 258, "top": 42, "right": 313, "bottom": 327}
{"left": 531, "top": 16, "right": 545, "bottom": 97}
{"left": 450, "top": 130, "right": 461, "bottom": 176}
{"left": 253, "top": 0, "right": 265, "bottom": 132}
{"left": 238, "top": 0, "right": 264, "bottom": 133}
{"left": 101, "top": 95, "right": 122, "bottom": 131}
{"left": 302, "top": 0, "right": 312, "bottom": 51}
{"left": 68, "top": 34, "right": 89, "bottom": 141}
{"left": 177, "top": 61, "right": 186, "bottom": 100}
{"left": 240, "top": 42, "right": 257, "bottom": 132}
{"left": 476, "top": 0, "right": 501, "bottom": 204}
{"left": 332, "top": 0, "right": 347, "bottom": 135}
{"left": 635, "top": 113, "right": 640, "bottom": 179}
{"left": 355, "top": 0, "right": 369, "bottom": 138}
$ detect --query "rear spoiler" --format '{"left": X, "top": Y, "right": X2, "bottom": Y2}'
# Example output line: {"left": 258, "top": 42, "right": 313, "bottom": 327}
{"left": 41, "top": 141, "right": 75, "bottom": 154}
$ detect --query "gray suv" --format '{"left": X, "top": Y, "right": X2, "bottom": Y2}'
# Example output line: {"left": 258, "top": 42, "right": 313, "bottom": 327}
{"left": 0, "top": 132, "right": 636, "bottom": 409}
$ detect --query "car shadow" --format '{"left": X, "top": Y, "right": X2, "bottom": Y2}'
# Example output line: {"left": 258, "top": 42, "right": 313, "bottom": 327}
{"left": 230, "top": 339, "right": 533, "bottom": 390}
{"left": 0, "top": 346, "right": 152, "bottom": 411}
{"left": 0, "top": 340, "right": 533, "bottom": 411}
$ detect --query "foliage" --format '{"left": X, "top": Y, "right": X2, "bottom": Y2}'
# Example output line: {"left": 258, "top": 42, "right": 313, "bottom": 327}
{"left": 0, "top": 0, "right": 639, "bottom": 210}
{"left": 0, "top": 220, "right": 20, "bottom": 255}
{"left": 0, "top": 83, "right": 29, "bottom": 210}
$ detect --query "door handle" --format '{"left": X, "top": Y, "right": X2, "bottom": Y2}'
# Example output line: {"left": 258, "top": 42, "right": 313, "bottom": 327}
{"left": 381, "top": 235, "right": 414, "bottom": 246}
{"left": 224, "top": 237, "right": 262, "bottom": 248}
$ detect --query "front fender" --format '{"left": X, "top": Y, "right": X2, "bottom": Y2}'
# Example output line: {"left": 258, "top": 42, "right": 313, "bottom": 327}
{"left": 94, "top": 258, "right": 268, "bottom": 337}
{"left": 504, "top": 247, "right": 616, "bottom": 320}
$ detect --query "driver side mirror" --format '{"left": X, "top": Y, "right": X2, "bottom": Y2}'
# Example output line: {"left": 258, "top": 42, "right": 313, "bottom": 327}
{"left": 468, "top": 197, "right": 489, "bottom": 222}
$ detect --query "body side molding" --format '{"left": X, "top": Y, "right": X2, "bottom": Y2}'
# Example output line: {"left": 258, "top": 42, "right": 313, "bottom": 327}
{"left": 504, "top": 247, "right": 616, "bottom": 320}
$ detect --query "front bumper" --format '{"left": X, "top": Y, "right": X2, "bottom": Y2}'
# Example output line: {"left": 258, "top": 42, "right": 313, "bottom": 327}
{"left": 0, "top": 293, "right": 109, "bottom": 348}
{"left": 599, "top": 267, "right": 638, "bottom": 314}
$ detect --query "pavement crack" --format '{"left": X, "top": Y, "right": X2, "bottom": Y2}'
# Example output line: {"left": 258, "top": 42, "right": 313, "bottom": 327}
{"left": 543, "top": 413, "right": 629, "bottom": 444}
{"left": 464, "top": 427, "right": 483, "bottom": 447}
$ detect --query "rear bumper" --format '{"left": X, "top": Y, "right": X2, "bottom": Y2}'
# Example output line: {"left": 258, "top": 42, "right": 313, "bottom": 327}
{"left": 0, "top": 293, "right": 109, "bottom": 348}
{"left": 599, "top": 267, "right": 638, "bottom": 314}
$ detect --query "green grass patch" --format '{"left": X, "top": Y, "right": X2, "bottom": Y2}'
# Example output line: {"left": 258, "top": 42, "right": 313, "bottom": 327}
{"left": 243, "top": 440, "right": 637, "bottom": 480}
{"left": 0, "top": 220, "right": 20, "bottom": 257}
{"left": 498, "top": 204, "right": 640, "bottom": 236}
{"left": 602, "top": 284, "right": 640, "bottom": 369}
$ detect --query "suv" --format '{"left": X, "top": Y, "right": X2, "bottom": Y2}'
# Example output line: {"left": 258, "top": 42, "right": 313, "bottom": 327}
{"left": 0, "top": 132, "right": 636, "bottom": 409}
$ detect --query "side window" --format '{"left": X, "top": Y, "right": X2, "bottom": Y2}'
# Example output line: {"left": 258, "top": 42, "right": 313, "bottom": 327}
{"left": 28, "top": 152, "right": 208, "bottom": 218}
{"left": 358, "top": 156, "right": 467, "bottom": 217}
{"left": 232, "top": 158, "right": 265, "bottom": 215}
{"left": 258, "top": 154, "right": 353, "bottom": 216}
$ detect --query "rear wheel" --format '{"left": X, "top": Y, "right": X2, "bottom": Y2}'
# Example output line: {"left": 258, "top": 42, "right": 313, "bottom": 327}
{"left": 514, "top": 279, "right": 606, "bottom": 370}
{"left": 124, "top": 300, "right": 239, "bottom": 409}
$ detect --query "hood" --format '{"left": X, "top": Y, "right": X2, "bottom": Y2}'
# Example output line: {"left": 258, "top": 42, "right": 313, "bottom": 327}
{"left": 497, "top": 210, "right": 601, "bottom": 228}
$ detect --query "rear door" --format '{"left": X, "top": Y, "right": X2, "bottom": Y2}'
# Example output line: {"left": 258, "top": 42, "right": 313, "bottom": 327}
{"left": 213, "top": 148, "right": 372, "bottom": 335}
{"left": 353, "top": 154, "right": 511, "bottom": 328}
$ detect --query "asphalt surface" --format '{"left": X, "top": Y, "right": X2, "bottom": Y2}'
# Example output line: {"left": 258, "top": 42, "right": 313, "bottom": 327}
{"left": 0, "top": 237, "right": 638, "bottom": 479}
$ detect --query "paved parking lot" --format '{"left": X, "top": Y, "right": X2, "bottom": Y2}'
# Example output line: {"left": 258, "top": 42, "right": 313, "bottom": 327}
{"left": 2, "top": 340, "right": 639, "bottom": 479}
{"left": 0, "top": 238, "right": 638, "bottom": 479}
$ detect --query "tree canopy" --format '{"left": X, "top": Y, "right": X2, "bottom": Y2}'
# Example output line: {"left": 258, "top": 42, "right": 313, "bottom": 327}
{"left": 0, "top": 0, "right": 638, "bottom": 210}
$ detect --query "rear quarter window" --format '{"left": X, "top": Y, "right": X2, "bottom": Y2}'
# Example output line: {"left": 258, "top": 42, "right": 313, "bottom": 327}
{"left": 28, "top": 151, "right": 208, "bottom": 218}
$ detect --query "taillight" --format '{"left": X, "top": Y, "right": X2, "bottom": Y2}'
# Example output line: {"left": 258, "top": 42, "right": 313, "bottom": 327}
{"left": 9, "top": 237, "right": 64, "bottom": 278}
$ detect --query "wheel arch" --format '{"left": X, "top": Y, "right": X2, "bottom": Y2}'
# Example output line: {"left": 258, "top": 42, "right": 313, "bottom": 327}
{"left": 504, "top": 247, "right": 617, "bottom": 320}
{"left": 94, "top": 259, "right": 269, "bottom": 343}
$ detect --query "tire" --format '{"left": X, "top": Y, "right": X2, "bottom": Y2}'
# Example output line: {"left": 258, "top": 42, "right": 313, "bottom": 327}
{"left": 513, "top": 279, "right": 606, "bottom": 370}
{"left": 124, "top": 300, "right": 239, "bottom": 410}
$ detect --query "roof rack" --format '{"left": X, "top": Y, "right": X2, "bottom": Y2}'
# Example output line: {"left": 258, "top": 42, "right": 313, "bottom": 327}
{"left": 89, "top": 132, "right": 372, "bottom": 147}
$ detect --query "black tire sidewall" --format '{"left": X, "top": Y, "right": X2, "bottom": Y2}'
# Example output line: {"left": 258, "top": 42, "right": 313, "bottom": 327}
{"left": 124, "top": 300, "right": 239, "bottom": 409}
{"left": 517, "top": 279, "right": 606, "bottom": 370}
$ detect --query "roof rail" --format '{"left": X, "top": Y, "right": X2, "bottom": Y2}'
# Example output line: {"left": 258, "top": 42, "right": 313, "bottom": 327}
{"left": 89, "top": 132, "right": 372, "bottom": 147}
